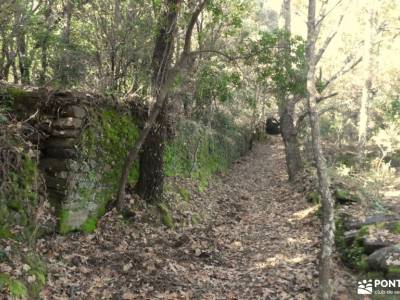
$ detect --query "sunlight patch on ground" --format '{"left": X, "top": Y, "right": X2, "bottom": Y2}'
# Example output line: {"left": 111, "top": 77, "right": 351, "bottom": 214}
{"left": 288, "top": 205, "right": 320, "bottom": 222}
{"left": 384, "top": 190, "right": 400, "bottom": 198}
{"left": 285, "top": 237, "right": 313, "bottom": 246}
{"left": 253, "top": 254, "right": 310, "bottom": 269}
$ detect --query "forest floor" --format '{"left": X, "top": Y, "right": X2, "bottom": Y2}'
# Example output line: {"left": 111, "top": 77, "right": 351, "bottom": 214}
{"left": 37, "top": 138, "right": 355, "bottom": 300}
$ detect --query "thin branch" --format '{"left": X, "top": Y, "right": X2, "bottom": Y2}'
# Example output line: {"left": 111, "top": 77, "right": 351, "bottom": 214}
{"left": 317, "top": 92, "right": 338, "bottom": 102}
{"left": 183, "top": 0, "right": 208, "bottom": 55}
{"left": 323, "top": 56, "right": 362, "bottom": 88}
{"left": 316, "top": 11, "right": 345, "bottom": 64}
{"left": 316, "top": 0, "right": 343, "bottom": 30}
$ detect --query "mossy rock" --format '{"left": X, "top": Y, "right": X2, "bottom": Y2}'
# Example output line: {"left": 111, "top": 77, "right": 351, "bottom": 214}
{"left": 334, "top": 188, "right": 360, "bottom": 204}
{"left": 335, "top": 217, "right": 370, "bottom": 271}
{"left": 58, "top": 108, "right": 140, "bottom": 233}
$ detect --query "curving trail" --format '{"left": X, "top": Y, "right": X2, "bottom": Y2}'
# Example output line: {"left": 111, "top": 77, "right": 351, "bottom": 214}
{"left": 39, "top": 139, "right": 352, "bottom": 300}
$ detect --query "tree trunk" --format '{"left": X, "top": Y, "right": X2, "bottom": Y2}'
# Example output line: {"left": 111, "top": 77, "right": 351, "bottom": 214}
{"left": 15, "top": 14, "right": 29, "bottom": 84}
{"left": 116, "top": 0, "right": 206, "bottom": 209}
{"left": 278, "top": 0, "right": 302, "bottom": 181}
{"left": 136, "top": 0, "right": 181, "bottom": 203}
{"left": 59, "top": 0, "right": 73, "bottom": 85}
{"left": 280, "top": 100, "right": 302, "bottom": 181}
{"left": 137, "top": 103, "right": 168, "bottom": 203}
{"left": 306, "top": 1, "right": 335, "bottom": 299}
{"left": 358, "top": 1, "right": 375, "bottom": 162}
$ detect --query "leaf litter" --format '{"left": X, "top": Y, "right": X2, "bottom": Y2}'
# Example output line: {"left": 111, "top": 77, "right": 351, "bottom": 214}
{"left": 35, "top": 139, "right": 355, "bottom": 299}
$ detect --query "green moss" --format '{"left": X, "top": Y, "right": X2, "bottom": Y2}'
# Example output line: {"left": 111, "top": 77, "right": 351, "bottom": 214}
{"left": 24, "top": 252, "right": 46, "bottom": 297}
{"left": 335, "top": 218, "right": 369, "bottom": 272}
{"left": 366, "top": 271, "right": 384, "bottom": 279}
{"left": 1, "top": 152, "right": 39, "bottom": 242}
{"left": 81, "top": 216, "right": 98, "bottom": 233}
{"left": 358, "top": 225, "right": 370, "bottom": 237}
{"left": 334, "top": 188, "right": 360, "bottom": 203}
{"left": 306, "top": 191, "right": 320, "bottom": 204}
{"left": 58, "top": 108, "right": 140, "bottom": 233}
{"left": 0, "top": 273, "right": 10, "bottom": 289}
{"left": 191, "top": 214, "right": 201, "bottom": 225}
{"left": 389, "top": 221, "right": 400, "bottom": 234}
{"left": 6, "top": 87, "right": 27, "bottom": 100}
{"left": 354, "top": 256, "right": 369, "bottom": 272}
{"left": 0, "top": 275, "right": 30, "bottom": 299}
{"left": 387, "top": 266, "right": 400, "bottom": 279}
{"left": 9, "top": 279, "right": 28, "bottom": 298}
{"left": 158, "top": 203, "right": 174, "bottom": 229}
{"left": 58, "top": 210, "right": 72, "bottom": 234}
{"left": 165, "top": 120, "right": 249, "bottom": 186}
{"left": 178, "top": 188, "right": 190, "bottom": 202}
{"left": 0, "top": 226, "right": 12, "bottom": 238}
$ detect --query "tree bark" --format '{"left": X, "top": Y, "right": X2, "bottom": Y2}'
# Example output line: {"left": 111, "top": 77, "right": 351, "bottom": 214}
{"left": 137, "top": 102, "right": 168, "bottom": 203}
{"left": 117, "top": 0, "right": 207, "bottom": 208}
{"left": 136, "top": 0, "right": 180, "bottom": 203}
{"left": 14, "top": 7, "right": 30, "bottom": 84}
{"left": 278, "top": 0, "right": 302, "bottom": 181}
{"left": 306, "top": 1, "right": 335, "bottom": 299}
{"left": 280, "top": 99, "right": 302, "bottom": 181}
{"left": 357, "top": 1, "right": 375, "bottom": 162}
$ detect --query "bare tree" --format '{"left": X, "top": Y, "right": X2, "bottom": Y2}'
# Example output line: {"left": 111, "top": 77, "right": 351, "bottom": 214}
{"left": 358, "top": 0, "right": 377, "bottom": 161}
{"left": 278, "top": 0, "right": 303, "bottom": 181}
{"left": 306, "top": 0, "right": 335, "bottom": 299}
{"left": 116, "top": 0, "right": 208, "bottom": 209}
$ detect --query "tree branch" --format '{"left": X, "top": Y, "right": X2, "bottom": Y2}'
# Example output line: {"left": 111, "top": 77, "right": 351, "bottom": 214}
{"left": 323, "top": 56, "right": 362, "bottom": 89}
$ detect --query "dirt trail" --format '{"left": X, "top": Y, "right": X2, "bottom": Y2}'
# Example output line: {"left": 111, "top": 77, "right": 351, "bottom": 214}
{"left": 38, "top": 139, "right": 350, "bottom": 300}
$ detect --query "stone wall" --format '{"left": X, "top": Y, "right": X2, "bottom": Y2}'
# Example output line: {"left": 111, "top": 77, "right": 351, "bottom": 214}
{"left": 2, "top": 86, "right": 251, "bottom": 234}
{"left": 35, "top": 91, "right": 140, "bottom": 233}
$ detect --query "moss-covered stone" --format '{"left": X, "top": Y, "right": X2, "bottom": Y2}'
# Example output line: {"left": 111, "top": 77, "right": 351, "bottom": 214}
{"left": 0, "top": 151, "right": 39, "bottom": 241}
{"left": 335, "top": 217, "right": 370, "bottom": 271}
{"left": 334, "top": 188, "right": 360, "bottom": 204}
{"left": 58, "top": 108, "right": 140, "bottom": 233}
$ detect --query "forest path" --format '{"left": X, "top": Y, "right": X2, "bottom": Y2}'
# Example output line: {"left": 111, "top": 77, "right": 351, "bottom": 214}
{"left": 38, "top": 139, "right": 349, "bottom": 300}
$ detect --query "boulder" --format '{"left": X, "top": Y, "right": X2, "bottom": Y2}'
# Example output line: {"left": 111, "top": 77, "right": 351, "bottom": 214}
{"left": 367, "top": 245, "right": 400, "bottom": 272}
{"left": 334, "top": 188, "right": 359, "bottom": 204}
{"left": 51, "top": 129, "right": 81, "bottom": 138}
{"left": 39, "top": 158, "right": 70, "bottom": 173}
{"left": 44, "top": 138, "right": 78, "bottom": 148}
{"left": 52, "top": 117, "right": 83, "bottom": 130}
{"left": 343, "top": 230, "right": 358, "bottom": 246}
{"left": 60, "top": 105, "right": 87, "bottom": 119}
{"left": 44, "top": 148, "right": 77, "bottom": 159}
{"left": 344, "top": 214, "right": 400, "bottom": 230}
{"left": 363, "top": 236, "right": 393, "bottom": 255}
